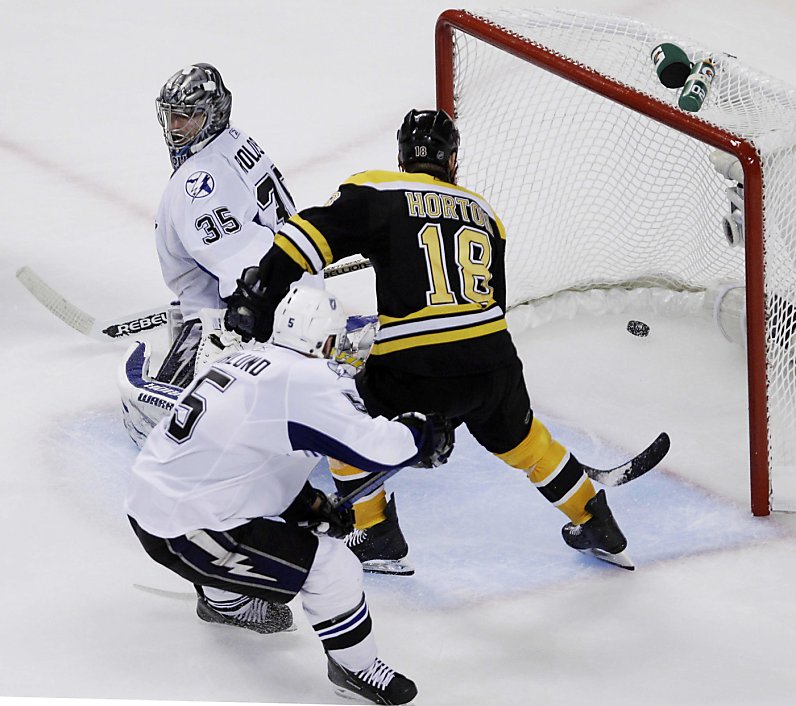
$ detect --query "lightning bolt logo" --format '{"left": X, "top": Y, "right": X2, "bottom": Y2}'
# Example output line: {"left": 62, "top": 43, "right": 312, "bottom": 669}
{"left": 186, "top": 530, "right": 277, "bottom": 582}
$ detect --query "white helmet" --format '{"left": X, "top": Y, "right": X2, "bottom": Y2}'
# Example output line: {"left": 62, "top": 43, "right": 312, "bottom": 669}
{"left": 270, "top": 285, "right": 348, "bottom": 358}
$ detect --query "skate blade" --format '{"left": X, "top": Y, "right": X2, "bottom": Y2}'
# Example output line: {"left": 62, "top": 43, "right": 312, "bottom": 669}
{"left": 332, "top": 686, "right": 371, "bottom": 703}
{"left": 361, "top": 558, "right": 415, "bottom": 576}
{"left": 577, "top": 547, "right": 635, "bottom": 571}
{"left": 333, "top": 685, "right": 417, "bottom": 705}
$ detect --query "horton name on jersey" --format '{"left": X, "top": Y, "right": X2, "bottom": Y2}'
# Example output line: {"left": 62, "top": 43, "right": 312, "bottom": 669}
{"left": 404, "top": 191, "right": 495, "bottom": 235}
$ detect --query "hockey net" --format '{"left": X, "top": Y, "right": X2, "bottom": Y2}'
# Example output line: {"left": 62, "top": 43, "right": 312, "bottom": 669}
{"left": 435, "top": 9, "right": 796, "bottom": 514}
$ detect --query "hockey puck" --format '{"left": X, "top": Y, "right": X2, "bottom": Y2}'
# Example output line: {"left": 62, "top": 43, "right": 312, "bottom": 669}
{"left": 627, "top": 320, "right": 650, "bottom": 337}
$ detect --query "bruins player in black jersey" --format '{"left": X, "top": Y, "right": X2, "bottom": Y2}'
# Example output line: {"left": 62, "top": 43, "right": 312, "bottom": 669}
{"left": 225, "top": 109, "right": 633, "bottom": 573}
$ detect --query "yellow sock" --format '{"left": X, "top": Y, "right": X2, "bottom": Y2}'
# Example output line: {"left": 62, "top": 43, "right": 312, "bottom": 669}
{"left": 328, "top": 458, "right": 388, "bottom": 529}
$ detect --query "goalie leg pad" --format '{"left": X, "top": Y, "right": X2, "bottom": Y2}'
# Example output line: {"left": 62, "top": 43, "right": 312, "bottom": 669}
{"left": 154, "top": 318, "right": 201, "bottom": 387}
{"left": 119, "top": 341, "right": 183, "bottom": 448}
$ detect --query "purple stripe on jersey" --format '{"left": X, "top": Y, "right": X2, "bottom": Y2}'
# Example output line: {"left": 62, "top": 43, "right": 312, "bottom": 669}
{"left": 286, "top": 421, "right": 419, "bottom": 472}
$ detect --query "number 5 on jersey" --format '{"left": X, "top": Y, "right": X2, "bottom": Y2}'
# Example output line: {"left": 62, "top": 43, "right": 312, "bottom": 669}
{"left": 167, "top": 369, "right": 235, "bottom": 443}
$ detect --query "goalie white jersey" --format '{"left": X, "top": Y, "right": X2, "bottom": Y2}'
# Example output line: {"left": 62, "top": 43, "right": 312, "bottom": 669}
{"left": 155, "top": 125, "right": 315, "bottom": 320}
{"left": 126, "top": 345, "right": 423, "bottom": 538}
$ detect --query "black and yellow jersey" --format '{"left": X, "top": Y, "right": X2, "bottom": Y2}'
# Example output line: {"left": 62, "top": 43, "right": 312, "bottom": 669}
{"left": 273, "top": 169, "right": 519, "bottom": 376}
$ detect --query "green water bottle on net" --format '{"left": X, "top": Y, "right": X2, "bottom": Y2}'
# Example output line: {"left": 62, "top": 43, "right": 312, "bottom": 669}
{"left": 678, "top": 58, "right": 716, "bottom": 112}
{"left": 650, "top": 42, "right": 692, "bottom": 88}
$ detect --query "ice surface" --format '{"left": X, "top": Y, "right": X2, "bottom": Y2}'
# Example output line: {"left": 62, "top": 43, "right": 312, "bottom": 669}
{"left": 3, "top": 2, "right": 796, "bottom": 706}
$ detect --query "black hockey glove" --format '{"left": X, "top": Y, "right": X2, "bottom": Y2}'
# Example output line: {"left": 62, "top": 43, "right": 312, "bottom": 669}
{"left": 393, "top": 412, "right": 455, "bottom": 468}
{"left": 281, "top": 483, "right": 354, "bottom": 538}
{"left": 310, "top": 490, "right": 355, "bottom": 539}
{"left": 223, "top": 266, "right": 278, "bottom": 342}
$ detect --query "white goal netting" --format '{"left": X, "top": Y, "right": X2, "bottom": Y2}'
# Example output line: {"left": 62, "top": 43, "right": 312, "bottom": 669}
{"left": 444, "top": 9, "right": 796, "bottom": 512}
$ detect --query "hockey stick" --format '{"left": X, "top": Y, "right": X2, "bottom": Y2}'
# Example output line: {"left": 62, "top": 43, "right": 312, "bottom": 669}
{"left": 583, "top": 432, "right": 670, "bottom": 487}
{"left": 16, "top": 259, "right": 373, "bottom": 342}
{"left": 332, "top": 432, "right": 669, "bottom": 506}
{"left": 132, "top": 583, "right": 195, "bottom": 601}
{"left": 323, "top": 258, "right": 372, "bottom": 278}
{"left": 16, "top": 266, "right": 169, "bottom": 342}
{"left": 331, "top": 466, "right": 404, "bottom": 509}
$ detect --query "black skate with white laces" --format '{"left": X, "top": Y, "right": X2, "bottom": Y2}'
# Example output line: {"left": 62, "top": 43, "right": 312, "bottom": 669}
{"left": 327, "top": 656, "right": 417, "bottom": 705}
{"left": 344, "top": 495, "right": 413, "bottom": 576}
{"left": 561, "top": 490, "right": 635, "bottom": 570}
{"left": 196, "top": 590, "right": 295, "bottom": 634}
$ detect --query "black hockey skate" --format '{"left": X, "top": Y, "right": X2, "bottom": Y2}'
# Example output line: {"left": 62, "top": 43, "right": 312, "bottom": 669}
{"left": 561, "top": 490, "right": 634, "bottom": 570}
{"left": 196, "top": 591, "right": 295, "bottom": 634}
{"left": 327, "top": 656, "right": 417, "bottom": 705}
{"left": 344, "top": 495, "right": 413, "bottom": 576}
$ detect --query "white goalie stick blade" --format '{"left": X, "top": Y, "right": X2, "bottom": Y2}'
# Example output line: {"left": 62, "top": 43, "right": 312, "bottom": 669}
{"left": 16, "top": 266, "right": 168, "bottom": 341}
{"left": 576, "top": 547, "right": 635, "bottom": 571}
{"left": 17, "top": 260, "right": 371, "bottom": 343}
{"left": 583, "top": 432, "right": 670, "bottom": 487}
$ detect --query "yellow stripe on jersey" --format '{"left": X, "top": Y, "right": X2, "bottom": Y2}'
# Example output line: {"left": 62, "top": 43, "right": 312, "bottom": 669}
{"left": 291, "top": 214, "right": 334, "bottom": 266}
{"left": 343, "top": 170, "right": 507, "bottom": 240}
{"left": 369, "top": 317, "right": 507, "bottom": 356}
{"left": 377, "top": 300, "right": 496, "bottom": 325}
{"left": 274, "top": 233, "right": 314, "bottom": 273}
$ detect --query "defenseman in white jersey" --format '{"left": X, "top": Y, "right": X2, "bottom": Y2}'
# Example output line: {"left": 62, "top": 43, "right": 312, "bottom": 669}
{"left": 126, "top": 286, "right": 453, "bottom": 705}
{"left": 120, "top": 63, "right": 319, "bottom": 445}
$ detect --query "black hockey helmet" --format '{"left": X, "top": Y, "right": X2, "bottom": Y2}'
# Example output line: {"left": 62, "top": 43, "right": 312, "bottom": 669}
{"left": 397, "top": 109, "right": 459, "bottom": 180}
{"left": 156, "top": 63, "right": 232, "bottom": 169}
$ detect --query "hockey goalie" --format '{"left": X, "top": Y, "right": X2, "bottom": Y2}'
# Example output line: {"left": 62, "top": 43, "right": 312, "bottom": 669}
{"left": 118, "top": 62, "right": 374, "bottom": 447}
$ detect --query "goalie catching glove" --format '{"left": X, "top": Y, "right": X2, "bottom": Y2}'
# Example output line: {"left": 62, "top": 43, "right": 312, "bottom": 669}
{"left": 393, "top": 412, "right": 455, "bottom": 468}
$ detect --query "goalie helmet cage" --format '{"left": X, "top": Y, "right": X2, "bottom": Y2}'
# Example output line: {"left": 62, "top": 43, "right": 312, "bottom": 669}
{"left": 435, "top": 9, "right": 796, "bottom": 515}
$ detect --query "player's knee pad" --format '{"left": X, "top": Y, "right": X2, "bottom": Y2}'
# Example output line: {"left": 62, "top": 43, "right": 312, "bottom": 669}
{"left": 495, "top": 417, "right": 565, "bottom": 475}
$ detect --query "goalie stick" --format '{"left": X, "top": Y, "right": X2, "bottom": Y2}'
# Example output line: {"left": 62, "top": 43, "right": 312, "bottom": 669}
{"left": 16, "top": 258, "right": 373, "bottom": 342}
{"left": 16, "top": 266, "right": 169, "bottom": 342}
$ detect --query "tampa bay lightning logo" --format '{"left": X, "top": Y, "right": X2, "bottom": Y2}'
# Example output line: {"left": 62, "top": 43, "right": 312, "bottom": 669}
{"left": 185, "top": 171, "right": 215, "bottom": 199}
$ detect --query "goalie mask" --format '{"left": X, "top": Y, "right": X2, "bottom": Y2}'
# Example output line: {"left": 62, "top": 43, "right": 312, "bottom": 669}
{"left": 156, "top": 63, "right": 232, "bottom": 169}
{"left": 397, "top": 109, "right": 459, "bottom": 182}
{"left": 270, "top": 286, "right": 348, "bottom": 358}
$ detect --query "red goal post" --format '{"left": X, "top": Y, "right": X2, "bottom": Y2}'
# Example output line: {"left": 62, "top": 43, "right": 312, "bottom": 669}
{"left": 435, "top": 9, "right": 796, "bottom": 515}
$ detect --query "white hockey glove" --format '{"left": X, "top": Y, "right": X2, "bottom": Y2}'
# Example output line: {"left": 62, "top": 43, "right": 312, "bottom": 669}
{"left": 709, "top": 150, "right": 745, "bottom": 247}
{"left": 194, "top": 308, "right": 244, "bottom": 374}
